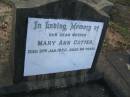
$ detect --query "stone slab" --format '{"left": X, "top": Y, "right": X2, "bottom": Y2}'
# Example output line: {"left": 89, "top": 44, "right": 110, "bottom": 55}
{"left": 96, "top": 51, "right": 130, "bottom": 97}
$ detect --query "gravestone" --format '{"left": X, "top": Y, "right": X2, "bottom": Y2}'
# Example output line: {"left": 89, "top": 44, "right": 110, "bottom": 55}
{"left": 0, "top": 0, "right": 113, "bottom": 94}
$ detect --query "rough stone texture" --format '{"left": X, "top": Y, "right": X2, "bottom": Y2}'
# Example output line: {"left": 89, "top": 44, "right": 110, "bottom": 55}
{"left": 3, "top": 81, "right": 115, "bottom": 97}
{"left": 0, "top": 1, "right": 15, "bottom": 87}
{"left": 1, "top": 1, "right": 129, "bottom": 97}
{"left": 10, "top": 0, "right": 113, "bottom": 17}
{"left": 13, "top": 0, "right": 109, "bottom": 90}
{"left": 96, "top": 51, "right": 130, "bottom": 97}
{"left": 0, "top": 0, "right": 113, "bottom": 93}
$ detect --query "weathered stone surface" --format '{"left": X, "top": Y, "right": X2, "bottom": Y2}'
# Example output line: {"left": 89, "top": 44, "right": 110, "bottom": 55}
{"left": 11, "top": 0, "right": 113, "bottom": 17}
{"left": 0, "top": 1, "right": 15, "bottom": 87}
{"left": 96, "top": 51, "right": 130, "bottom": 97}
{"left": 0, "top": 0, "right": 113, "bottom": 94}
{"left": 14, "top": 0, "right": 109, "bottom": 83}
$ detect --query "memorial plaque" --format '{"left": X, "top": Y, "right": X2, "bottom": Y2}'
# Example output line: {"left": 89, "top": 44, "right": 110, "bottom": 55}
{"left": 24, "top": 18, "right": 104, "bottom": 76}
{"left": 14, "top": 0, "right": 109, "bottom": 89}
{"left": 0, "top": 0, "right": 115, "bottom": 94}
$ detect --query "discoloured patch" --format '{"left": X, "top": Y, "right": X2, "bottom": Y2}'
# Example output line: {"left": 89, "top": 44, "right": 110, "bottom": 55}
{"left": 0, "top": 1, "right": 14, "bottom": 87}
